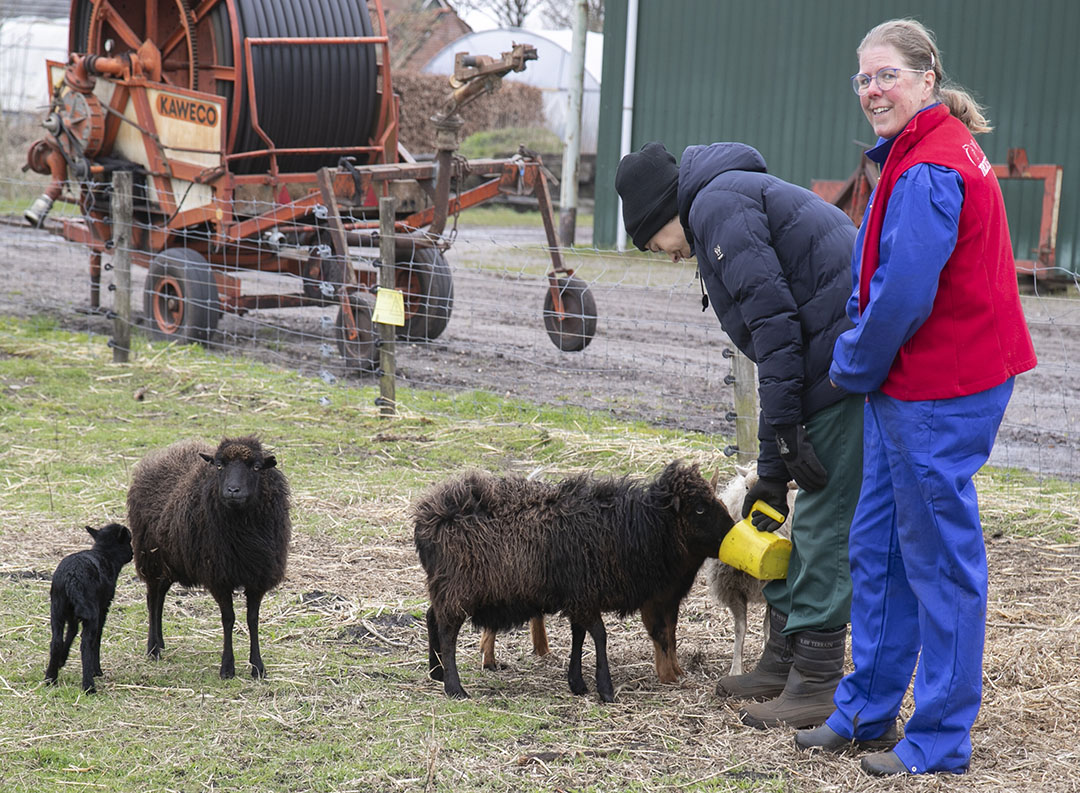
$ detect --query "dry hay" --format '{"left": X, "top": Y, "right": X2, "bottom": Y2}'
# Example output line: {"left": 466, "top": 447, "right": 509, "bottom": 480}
{"left": 3, "top": 488, "right": 1078, "bottom": 791}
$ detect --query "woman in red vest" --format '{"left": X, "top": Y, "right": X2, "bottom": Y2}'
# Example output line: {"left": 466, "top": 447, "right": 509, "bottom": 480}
{"left": 793, "top": 19, "right": 1037, "bottom": 776}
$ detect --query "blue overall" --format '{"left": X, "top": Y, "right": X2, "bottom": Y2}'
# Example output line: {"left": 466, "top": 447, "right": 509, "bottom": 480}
{"left": 827, "top": 118, "right": 1020, "bottom": 773}
{"left": 825, "top": 380, "right": 1012, "bottom": 773}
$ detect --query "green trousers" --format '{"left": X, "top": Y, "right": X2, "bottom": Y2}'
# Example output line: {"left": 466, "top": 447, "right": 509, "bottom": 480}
{"left": 764, "top": 393, "right": 863, "bottom": 633}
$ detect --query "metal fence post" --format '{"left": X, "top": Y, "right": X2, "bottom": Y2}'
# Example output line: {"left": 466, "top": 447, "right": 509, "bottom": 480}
{"left": 111, "top": 171, "right": 133, "bottom": 363}
{"left": 377, "top": 196, "right": 397, "bottom": 417}
{"left": 731, "top": 348, "right": 758, "bottom": 465}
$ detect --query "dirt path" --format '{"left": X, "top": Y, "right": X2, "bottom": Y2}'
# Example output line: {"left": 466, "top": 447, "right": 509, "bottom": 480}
{"left": 2, "top": 217, "right": 1077, "bottom": 479}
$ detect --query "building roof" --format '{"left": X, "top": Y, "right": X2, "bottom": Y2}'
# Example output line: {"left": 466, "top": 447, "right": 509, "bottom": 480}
{"left": 0, "top": 0, "right": 69, "bottom": 20}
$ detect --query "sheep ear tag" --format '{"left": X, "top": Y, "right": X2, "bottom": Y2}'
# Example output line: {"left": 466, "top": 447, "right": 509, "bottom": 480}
{"left": 717, "top": 500, "right": 791, "bottom": 580}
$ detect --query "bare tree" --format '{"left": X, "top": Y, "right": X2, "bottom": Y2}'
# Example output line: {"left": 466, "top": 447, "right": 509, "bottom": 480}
{"left": 453, "top": 0, "right": 543, "bottom": 28}
{"left": 540, "top": 0, "right": 603, "bottom": 32}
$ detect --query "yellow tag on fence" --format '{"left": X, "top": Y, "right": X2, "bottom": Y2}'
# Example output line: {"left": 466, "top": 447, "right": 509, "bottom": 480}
{"left": 372, "top": 288, "right": 405, "bottom": 327}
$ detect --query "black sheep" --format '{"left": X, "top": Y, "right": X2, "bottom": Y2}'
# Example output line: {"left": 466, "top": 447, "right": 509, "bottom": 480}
{"left": 45, "top": 522, "right": 133, "bottom": 693}
{"left": 413, "top": 460, "right": 733, "bottom": 702}
{"left": 126, "top": 436, "right": 290, "bottom": 679}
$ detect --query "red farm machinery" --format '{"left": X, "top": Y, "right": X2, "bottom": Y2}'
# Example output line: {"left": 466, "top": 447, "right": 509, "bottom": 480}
{"left": 23, "top": 0, "right": 596, "bottom": 369}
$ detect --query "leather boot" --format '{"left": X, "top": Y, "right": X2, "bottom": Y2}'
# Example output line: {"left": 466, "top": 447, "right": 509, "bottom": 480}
{"left": 715, "top": 606, "right": 793, "bottom": 701}
{"left": 739, "top": 625, "right": 847, "bottom": 729}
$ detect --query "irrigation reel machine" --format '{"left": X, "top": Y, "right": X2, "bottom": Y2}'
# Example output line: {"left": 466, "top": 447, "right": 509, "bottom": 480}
{"left": 24, "top": 0, "right": 597, "bottom": 369}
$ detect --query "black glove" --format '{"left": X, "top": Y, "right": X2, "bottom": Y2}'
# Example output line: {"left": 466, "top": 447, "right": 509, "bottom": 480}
{"left": 774, "top": 423, "right": 828, "bottom": 492}
{"left": 741, "top": 477, "right": 790, "bottom": 532}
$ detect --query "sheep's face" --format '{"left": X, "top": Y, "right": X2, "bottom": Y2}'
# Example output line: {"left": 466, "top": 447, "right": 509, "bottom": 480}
{"left": 662, "top": 462, "right": 736, "bottom": 556}
{"left": 86, "top": 522, "right": 134, "bottom": 566}
{"left": 200, "top": 441, "right": 276, "bottom": 509}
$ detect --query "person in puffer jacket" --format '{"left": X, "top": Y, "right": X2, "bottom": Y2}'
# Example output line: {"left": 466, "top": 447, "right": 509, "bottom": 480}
{"left": 616, "top": 141, "right": 862, "bottom": 730}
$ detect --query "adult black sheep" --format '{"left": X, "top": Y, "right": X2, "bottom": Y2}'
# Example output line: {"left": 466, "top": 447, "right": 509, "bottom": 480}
{"left": 414, "top": 460, "right": 733, "bottom": 702}
{"left": 45, "top": 522, "right": 133, "bottom": 693}
{"left": 127, "top": 436, "right": 290, "bottom": 680}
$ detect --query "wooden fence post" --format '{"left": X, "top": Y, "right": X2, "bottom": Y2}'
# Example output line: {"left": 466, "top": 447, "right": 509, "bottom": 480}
{"left": 730, "top": 348, "right": 759, "bottom": 465}
{"left": 377, "top": 196, "right": 397, "bottom": 417}
{"left": 111, "top": 171, "right": 133, "bottom": 363}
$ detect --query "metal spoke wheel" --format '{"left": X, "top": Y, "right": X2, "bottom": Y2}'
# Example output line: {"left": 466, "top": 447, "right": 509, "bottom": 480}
{"left": 142, "top": 247, "right": 221, "bottom": 343}
{"left": 335, "top": 292, "right": 378, "bottom": 374}
{"left": 395, "top": 248, "right": 453, "bottom": 342}
{"left": 543, "top": 275, "right": 597, "bottom": 352}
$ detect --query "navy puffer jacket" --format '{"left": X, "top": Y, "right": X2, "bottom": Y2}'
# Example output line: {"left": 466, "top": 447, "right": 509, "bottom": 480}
{"left": 678, "top": 143, "right": 856, "bottom": 481}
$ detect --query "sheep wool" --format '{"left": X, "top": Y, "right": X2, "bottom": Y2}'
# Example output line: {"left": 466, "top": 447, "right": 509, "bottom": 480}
{"left": 414, "top": 460, "right": 734, "bottom": 702}
{"left": 127, "top": 436, "right": 290, "bottom": 680}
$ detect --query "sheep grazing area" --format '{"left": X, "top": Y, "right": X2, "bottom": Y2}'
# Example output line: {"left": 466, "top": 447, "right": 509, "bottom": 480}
{"left": 0, "top": 320, "right": 1078, "bottom": 793}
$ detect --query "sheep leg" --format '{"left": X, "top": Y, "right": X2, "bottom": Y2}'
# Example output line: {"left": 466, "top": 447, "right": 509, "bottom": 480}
{"left": 567, "top": 622, "right": 589, "bottom": 695}
{"left": 79, "top": 616, "right": 100, "bottom": 693}
{"left": 245, "top": 590, "right": 266, "bottom": 679}
{"left": 480, "top": 628, "right": 499, "bottom": 670}
{"left": 728, "top": 595, "right": 749, "bottom": 677}
{"left": 587, "top": 618, "right": 615, "bottom": 703}
{"left": 641, "top": 599, "right": 682, "bottom": 683}
{"left": 426, "top": 607, "right": 444, "bottom": 681}
{"left": 212, "top": 590, "right": 237, "bottom": 680}
{"left": 529, "top": 616, "right": 550, "bottom": 657}
{"left": 145, "top": 579, "right": 171, "bottom": 658}
{"left": 45, "top": 612, "right": 76, "bottom": 684}
{"left": 436, "top": 616, "right": 468, "bottom": 699}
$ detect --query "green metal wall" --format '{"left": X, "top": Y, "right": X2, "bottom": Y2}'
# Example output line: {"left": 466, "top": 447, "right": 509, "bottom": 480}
{"left": 596, "top": 0, "right": 1079, "bottom": 276}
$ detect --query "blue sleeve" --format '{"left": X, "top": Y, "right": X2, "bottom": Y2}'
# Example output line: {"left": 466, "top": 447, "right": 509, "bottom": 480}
{"left": 829, "top": 163, "right": 963, "bottom": 393}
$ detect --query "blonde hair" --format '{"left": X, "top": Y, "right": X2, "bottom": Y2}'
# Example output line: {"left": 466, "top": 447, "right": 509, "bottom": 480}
{"left": 858, "top": 18, "right": 992, "bottom": 135}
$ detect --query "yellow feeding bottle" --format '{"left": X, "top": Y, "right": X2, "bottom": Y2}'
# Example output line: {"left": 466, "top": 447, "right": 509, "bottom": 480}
{"left": 717, "top": 500, "right": 792, "bottom": 580}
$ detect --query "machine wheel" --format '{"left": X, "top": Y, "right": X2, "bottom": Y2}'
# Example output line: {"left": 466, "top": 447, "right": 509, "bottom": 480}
{"left": 143, "top": 248, "right": 221, "bottom": 343}
{"left": 335, "top": 292, "right": 378, "bottom": 374}
{"left": 543, "top": 275, "right": 597, "bottom": 352}
{"left": 395, "top": 248, "right": 453, "bottom": 342}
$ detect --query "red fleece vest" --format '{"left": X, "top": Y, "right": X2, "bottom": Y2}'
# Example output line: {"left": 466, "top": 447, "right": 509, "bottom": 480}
{"left": 859, "top": 105, "right": 1037, "bottom": 400}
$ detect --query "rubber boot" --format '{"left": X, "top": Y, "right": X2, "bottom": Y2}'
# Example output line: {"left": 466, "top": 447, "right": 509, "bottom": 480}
{"left": 739, "top": 625, "right": 847, "bottom": 729}
{"left": 715, "top": 606, "right": 793, "bottom": 701}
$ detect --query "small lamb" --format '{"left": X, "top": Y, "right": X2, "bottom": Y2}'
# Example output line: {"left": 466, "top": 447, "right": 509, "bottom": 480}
{"left": 45, "top": 523, "right": 133, "bottom": 693}
{"left": 704, "top": 463, "right": 795, "bottom": 675}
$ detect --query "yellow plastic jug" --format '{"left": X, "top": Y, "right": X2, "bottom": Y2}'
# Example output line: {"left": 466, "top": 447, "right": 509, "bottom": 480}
{"left": 718, "top": 500, "right": 792, "bottom": 580}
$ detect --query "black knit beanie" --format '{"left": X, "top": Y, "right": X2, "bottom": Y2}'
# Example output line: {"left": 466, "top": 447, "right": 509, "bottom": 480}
{"left": 615, "top": 141, "right": 680, "bottom": 251}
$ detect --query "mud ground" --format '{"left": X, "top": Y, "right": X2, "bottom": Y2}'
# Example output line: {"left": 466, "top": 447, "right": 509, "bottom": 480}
{"left": 2, "top": 216, "right": 1077, "bottom": 480}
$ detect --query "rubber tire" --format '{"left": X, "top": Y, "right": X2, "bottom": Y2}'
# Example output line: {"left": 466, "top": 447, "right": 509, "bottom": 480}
{"left": 543, "top": 275, "right": 597, "bottom": 352}
{"left": 336, "top": 293, "right": 378, "bottom": 374}
{"left": 143, "top": 248, "right": 221, "bottom": 344}
{"left": 395, "top": 248, "right": 453, "bottom": 342}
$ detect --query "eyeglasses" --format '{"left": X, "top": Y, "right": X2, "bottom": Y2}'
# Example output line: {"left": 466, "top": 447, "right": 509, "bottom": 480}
{"left": 851, "top": 67, "right": 926, "bottom": 95}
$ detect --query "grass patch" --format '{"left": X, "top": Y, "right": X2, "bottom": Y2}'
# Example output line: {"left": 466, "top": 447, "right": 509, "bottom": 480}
{"left": 1, "top": 316, "right": 1076, "bottom": 793}
{"left": 459, "top": 126, "right": 563, "bottom": 160}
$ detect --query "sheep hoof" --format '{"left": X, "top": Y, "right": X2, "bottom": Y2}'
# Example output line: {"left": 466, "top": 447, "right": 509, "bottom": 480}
{"left": 250, "top": 666, "right": 266, "bottom": 680}
{"left": 598, "top": 690, "right": 615, "bottom": 704}
{"left": 482, "top": 661, "right": 511, "bottom": 672}
{"left": 219, "top": 666, "right": 235, "bottom": 680}
{"left": 569, "top": 680, "right": 589, "bottom": 696}
{"left": 44, "top": 676, "right": 57, "bottom": 686}
{"left": 83, "top": 685, "right": 97, "bottom": 694}
{"left": 446, "top": 687, "right": 469, "bottom": 700}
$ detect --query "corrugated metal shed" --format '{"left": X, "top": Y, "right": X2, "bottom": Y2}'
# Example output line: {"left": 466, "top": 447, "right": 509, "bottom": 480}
{"left": 596, "top": 0, "right": 1079, "bottom": 276}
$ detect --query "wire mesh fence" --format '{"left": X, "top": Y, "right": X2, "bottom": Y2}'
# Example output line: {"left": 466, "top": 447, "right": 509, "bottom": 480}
{"left": 2, "top": 169, "right": 1078, "bottom": 490}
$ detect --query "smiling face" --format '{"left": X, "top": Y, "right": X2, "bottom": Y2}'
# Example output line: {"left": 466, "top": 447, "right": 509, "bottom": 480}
{"left": 645, "top": 216, "right": 694, "bottom": 263}
{"left": 858, "top": 43, "right": 936, "bottom": 139}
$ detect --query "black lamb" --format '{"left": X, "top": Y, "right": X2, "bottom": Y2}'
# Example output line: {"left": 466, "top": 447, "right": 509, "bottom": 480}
{"left": 413, "top": 460, "right": 734, "bottom": 702}
{"left": 45, "top": 522, "right": 133, "bottom": 693}
{"left": 126, "top": 436, "right": 291, "bottom": 679}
